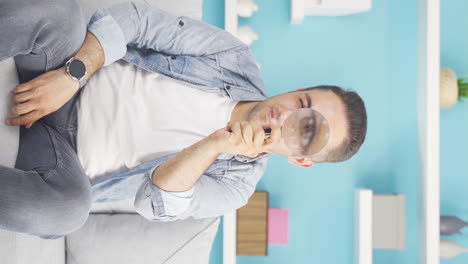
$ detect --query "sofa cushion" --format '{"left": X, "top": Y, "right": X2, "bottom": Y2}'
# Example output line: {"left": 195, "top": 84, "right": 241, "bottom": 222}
{"left": 90, "top": 198, "right": 136, "bottom": 213}
{"left": 0, "top": 58, "right": 20, "bottom": 168}
{"left": 66, "top": 214, "right": 219, "bottom": 264}
{"left": 0, "top": 230, "right": 65, "bottom": 264}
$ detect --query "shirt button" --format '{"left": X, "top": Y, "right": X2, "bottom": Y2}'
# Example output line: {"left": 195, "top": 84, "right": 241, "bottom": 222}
{"left": 179, "top": 20, "right": 185, "bottom": 26}
{"left": 170, "top": 55, "right": 176, "bottom": 60}
{"left": 226, "top": 85, "right": 231, "bottom": 90}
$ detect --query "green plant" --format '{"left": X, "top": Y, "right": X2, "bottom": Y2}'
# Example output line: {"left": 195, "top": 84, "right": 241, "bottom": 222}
{"left": 457, "top": 78, "right": 468, "bottom": 102}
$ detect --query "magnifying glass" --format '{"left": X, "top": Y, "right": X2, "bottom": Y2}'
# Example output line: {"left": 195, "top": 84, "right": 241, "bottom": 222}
{"left": 264, "top": 108, "right": 330, "bottom": 156}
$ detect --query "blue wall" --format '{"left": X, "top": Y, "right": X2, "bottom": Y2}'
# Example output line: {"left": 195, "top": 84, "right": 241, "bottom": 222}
{"left": 203, "top": 0, "right": 420, "bottom": 263}
{"left": 440, "top": 0, "right": 468, "bottom": 263}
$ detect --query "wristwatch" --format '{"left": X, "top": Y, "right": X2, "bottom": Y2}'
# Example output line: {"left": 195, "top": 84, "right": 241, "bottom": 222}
{"left": 65, "top": 57, "right": 87, "bottom": 88}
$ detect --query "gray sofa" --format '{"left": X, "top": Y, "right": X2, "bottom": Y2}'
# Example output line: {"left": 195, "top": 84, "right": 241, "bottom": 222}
{"left": 0, "top": 0, "right": 221, "bottom": 263}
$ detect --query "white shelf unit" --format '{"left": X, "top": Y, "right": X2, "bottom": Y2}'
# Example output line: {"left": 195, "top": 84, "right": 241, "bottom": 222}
{"left": 225, "top": 0, "right": 258, "bottom": 46}
{"left": 418, "top": 0, "right": 440, "bottom": 263}
{"left": 291, "top": 0, "right": 372, "bottom": 24}
{"left": 356, "top": 189, "right": 373, "bottom": 264}
{"left": 355, "top": 190, "right": 407, "bottom": 264}
{"left": 225, "top": 0, "right": 238, "bottom": 36}
{"left": 356, "top": 1, "right": 440, "bottom": 263}
{"left": 223, "top": 211, "right": 237, "bottom": 264}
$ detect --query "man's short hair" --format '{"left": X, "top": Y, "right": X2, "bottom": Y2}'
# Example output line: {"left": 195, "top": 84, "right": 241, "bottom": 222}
{"left": 300, "top": 85, "right": 367, "bottom": 162}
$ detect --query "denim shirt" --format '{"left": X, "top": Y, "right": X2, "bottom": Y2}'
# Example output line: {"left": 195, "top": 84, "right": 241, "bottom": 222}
{"left": 87, "top": 2, "right": 270, "bottom": 221}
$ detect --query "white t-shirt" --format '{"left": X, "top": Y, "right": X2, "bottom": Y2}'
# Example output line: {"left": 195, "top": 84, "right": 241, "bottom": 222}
{"left": 76, "top": 60, "right": 238, "bottom": 179}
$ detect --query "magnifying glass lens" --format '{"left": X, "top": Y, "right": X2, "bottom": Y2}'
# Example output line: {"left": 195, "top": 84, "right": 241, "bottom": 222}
{"left": 281, "top": 109, "right": 330, "bottom": 156}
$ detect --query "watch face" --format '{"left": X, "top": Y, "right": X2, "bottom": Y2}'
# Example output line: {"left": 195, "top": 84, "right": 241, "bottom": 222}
{"left": 69, "top": 59, "right": 86, "bottom": 79}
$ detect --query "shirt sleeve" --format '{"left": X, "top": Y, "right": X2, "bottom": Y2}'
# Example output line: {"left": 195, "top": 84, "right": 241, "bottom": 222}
{"left": 133, "top": 158, "right": 268, "bottom": 221}
{"left": 87, "top": 1, "right": 247, "bottom": 66}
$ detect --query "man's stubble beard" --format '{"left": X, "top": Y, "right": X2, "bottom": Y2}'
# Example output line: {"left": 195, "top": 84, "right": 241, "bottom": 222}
{"left": 246, "top": 101, "right": 264, "bottom": 123}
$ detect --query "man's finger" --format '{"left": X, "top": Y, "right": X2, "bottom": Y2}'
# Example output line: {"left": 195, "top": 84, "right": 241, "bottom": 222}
{"left": 231, "top": 122, "right": 242, "bottom": 139}
{"left": 15, "top": 83, "right": 33, "bottom": 93}
{"left": 263, "top": 125, "right": 281, "bottom": 149}
{"left": 231, "top": 121, "right": 241, "bottom": 133}
{"left": 6, "top": 111, "right": 41, "bottom": 127}
{"left": 11, "top": 101, "right": 36, "bottom": 115}
{"left": 25, "top": 121, "right": 36, "bottom": 129}
{"left": 240, "top": 122, "right": 253, "bottom": 145}
{"left": 252, "top": 124, "right": 265, "bottom": 148}
{"left": 225, "top": 121, "right": 232, "bottom": 130}
{"left": 15, "top": 91, "right": 34, "bottom": 103}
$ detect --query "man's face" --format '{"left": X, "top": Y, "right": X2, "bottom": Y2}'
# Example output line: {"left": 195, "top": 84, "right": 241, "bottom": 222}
{"left": 247, "top": 89, "right": 348, "bottom": 160}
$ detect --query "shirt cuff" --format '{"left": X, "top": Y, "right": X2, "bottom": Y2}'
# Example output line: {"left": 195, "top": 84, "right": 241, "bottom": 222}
{"left": 134, "top": 168, "right": 194, "bottom": 221}
{"left": 87, "top": 10, "right": 127, "bottom": 66}
{"left": 158, "top": 186, "right": 194, "bottom": 216}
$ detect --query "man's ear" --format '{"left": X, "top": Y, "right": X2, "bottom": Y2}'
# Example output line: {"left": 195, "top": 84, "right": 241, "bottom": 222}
{"left": 287, "top": 156, "right": 314, "bottom": 168}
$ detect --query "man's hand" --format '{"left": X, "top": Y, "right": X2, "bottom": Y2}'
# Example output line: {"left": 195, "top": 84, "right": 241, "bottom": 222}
{"left": 5, "top": 67, "right": 79, "bottom": 128}
{"left": 209, "top": 121, "right": 281, "bottom": 157}
{"left": 5, "top": 32, "right": 104, "bottom": 128}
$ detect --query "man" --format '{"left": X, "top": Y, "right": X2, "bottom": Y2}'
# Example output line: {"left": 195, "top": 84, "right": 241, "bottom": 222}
{"left": 0, "top": 0, "right": 367, "bottom": 239}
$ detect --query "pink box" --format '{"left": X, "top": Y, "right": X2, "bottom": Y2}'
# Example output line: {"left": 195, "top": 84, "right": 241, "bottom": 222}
{"left": 268, "top": 208, "right": 289, "bottom": 245}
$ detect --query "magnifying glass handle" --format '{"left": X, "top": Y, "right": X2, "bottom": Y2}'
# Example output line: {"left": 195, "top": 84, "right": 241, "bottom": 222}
{"left": 228, "top": 128, "right": 272, "bottom": 135}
